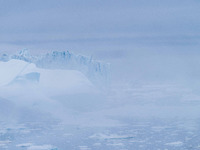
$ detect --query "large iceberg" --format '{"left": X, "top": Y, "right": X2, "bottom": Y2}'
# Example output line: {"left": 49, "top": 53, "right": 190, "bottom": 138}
{"left": 0, "top": 51, "right": 108, "bottom": 120}
{"left": 0, "top": 50, "right": 110, "bottom": 88}
{"left": 0, "top": 59, "right": 93, "bottom": 92}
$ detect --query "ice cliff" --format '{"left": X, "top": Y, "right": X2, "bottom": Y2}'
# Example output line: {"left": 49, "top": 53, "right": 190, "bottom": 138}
{"left": 0, "top": 50, "right": 110, "bottom": 87}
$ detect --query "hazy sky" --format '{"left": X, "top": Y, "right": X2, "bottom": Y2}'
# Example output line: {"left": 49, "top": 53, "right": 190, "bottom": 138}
{"left": 0, "top": 0, "right": 200, "bottom": 83}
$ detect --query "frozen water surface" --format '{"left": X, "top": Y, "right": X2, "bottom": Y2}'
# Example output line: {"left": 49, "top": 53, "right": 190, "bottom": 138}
{"left": 0, "top": 88, "right": 200, "bottom": 150}
{"left": 1, "top": 114, "right": 200, "bottom": 149}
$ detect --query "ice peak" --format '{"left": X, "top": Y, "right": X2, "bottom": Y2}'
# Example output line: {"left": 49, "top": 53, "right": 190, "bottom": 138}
{"left": 18, "top": 49, "right": 30, "bottom": 57}
{"left": 11, "top": 49, "right": 34, "bottom": 63}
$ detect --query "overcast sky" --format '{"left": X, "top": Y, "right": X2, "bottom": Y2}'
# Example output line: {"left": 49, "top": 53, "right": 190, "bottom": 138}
{"left": 0, "top": 0, "right": 200, "bottom": 83}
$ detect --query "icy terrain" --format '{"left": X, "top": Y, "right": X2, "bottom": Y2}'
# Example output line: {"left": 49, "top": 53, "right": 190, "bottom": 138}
{"left": 0, "top": 51, "right": 200, "bottom": 150}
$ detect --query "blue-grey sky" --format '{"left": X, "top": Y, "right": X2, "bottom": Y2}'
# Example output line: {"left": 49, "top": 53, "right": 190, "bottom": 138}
{"left": 0, "top": 0, "right": 200, "bottom": 83}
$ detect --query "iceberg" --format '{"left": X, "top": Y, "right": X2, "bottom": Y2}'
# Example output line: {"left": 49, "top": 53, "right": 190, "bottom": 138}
{"left": 0, "top": 59, "right": 94, "bottom": 95}
{"left": 0, "top": 50, "right": 110, "bottom": 87}
{"left": 0, "top": 50, "right": 109, "bottom": 116}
